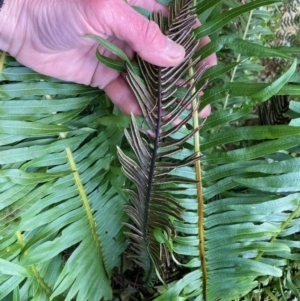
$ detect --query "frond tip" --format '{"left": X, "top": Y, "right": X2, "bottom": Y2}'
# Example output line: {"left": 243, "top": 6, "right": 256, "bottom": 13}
{"left": 117, "top": 0, "right": 207, "bottom": 281}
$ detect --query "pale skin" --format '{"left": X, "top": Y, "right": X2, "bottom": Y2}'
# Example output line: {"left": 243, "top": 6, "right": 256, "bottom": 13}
{"left": 0, "top": 0, "right": 217, "bottom": 115}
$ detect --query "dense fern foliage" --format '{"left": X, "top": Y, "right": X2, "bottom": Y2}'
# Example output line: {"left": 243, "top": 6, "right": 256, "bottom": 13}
{"left": 0, "top": 54, "right": 128, "bottom": 301}
{"left": 1, "top": 0, "right": 300, "bottom": 300}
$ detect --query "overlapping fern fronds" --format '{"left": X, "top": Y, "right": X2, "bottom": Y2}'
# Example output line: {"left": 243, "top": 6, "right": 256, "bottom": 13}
{"left": 0, "top": 53, "right": 127, "bottom": 301}
{"left": 258, "top": 0, "right": 300, "bottom": 126}
{"left": 117, "top": 0, "right": 300, "bottom": 300}
{"left": 1, "top": 0, "right": 300, "bottom": 300}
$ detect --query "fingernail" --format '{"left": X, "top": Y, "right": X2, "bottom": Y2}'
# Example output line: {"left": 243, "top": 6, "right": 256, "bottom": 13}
{"left": 166, "top": 38, "right": 185, "bottom": 59}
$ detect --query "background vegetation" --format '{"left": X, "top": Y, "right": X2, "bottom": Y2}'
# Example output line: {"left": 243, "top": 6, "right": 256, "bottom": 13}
{"left": 0, "top": 0, "right": 300, "bottom": 300}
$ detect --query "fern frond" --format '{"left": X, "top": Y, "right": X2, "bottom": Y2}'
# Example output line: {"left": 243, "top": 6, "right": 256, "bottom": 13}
{"left": 117, "top": 0, "right": 207, "bottom": 280}
{"left": 0, "top": 53, "right": 127, "bottom": 301}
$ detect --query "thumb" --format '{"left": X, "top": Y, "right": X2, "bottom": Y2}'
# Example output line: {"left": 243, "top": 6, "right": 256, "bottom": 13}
{"left": 108, "top": 1, "right": 185, "bottom": 67}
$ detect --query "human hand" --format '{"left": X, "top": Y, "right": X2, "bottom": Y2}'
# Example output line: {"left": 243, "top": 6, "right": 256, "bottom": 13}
{"left": 0, "top": 0, "right": 217, "bottom": 115}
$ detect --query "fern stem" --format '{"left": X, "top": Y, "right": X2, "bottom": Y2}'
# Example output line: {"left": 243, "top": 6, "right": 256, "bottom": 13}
{"left": 190, "top": 2, "right": 208, "bottom": 298}
{"left": 0, "top": 51, "right": 6, "bottom": 73}
{"left": 144, "top": 68, "right": 162, "bottom": 281}
{"left": 16, "top": 231, "right": 53, "bottom": 296}
{"left": 264, "top": 287, "right": 279, "bottom": 301}
{"left": 189, "top": 55, "right": 207, "bottom": 301}
{"left": 64, "top": 146, "right": 108, "bottom": 278}
{"left": 146, "top": 68, "right": 162, "bottom": 232}
{"left": 190, "top": 2, "right": 207, "bottom": 299}
{"left": 255, "top": 205, "right": 300, "bottom": 261}
{"left": 223, "top": 9, "right": 254, "bottom": 110}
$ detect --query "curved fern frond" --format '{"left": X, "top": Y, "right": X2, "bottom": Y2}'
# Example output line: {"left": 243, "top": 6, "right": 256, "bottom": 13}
{"left": 117, "top": 0, "right": 206, "bottom": 280}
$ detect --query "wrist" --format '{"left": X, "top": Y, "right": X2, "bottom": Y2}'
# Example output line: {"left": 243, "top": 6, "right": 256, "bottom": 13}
{"left": 0, "top": 1, "right": 26, "bottom": 54}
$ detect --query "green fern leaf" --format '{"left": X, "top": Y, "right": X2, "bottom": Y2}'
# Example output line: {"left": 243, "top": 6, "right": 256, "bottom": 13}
{"left": 0, "top": 53, "right": 127, "bottom": 301}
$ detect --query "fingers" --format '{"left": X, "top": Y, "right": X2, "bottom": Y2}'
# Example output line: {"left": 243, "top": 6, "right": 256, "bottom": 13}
{"left": 192, "top": 19, "right": 217, "bottom": 68}
{"left": 104, "top": 75, "right": 141, "bottom": 115}
{"left": 199, "top": 104, "right": 211, "bottom": 118}
{"left": 129, "top": 0, "right": 168, "bottom": 14}
{"left": 198, "top": 36, "right": 217, "bottom": 68}
{"left": 105, "top": 0, "right": 185, "bottom": 67}
{"left": 195, "top": 33, "right": 217, "bottom": 119}
{"left": 88, "top": 0, "right": 216, "bottom": 118}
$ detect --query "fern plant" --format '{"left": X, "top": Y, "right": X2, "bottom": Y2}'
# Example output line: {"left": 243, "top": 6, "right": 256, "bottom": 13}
{"left": 117, "top": 0, "right": 208, "bottom": 283}
{"left": 1, "top": 0, "right": 300, "bottom": 300}
{"left": 0, "top": 53, "right": 128, "bottom": 301}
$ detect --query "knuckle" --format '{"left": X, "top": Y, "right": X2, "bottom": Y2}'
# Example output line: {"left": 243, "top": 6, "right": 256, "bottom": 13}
{"left": 139, "top": 20, "right": 164, "bottom": 48}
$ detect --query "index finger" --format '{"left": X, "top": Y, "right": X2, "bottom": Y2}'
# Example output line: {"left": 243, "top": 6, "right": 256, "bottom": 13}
{"left": 129, "top": 0, "right": 168, "bottom": 15}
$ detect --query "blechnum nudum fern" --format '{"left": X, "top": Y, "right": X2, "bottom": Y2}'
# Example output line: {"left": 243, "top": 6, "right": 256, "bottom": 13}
{"left": 0, "top": 1, "right": 300, "bottom": 301}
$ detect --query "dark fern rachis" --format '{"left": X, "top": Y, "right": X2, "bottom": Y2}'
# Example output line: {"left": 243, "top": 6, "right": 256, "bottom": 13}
{"left": 117, "top": 0, "right": 207, "bottom": 281}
